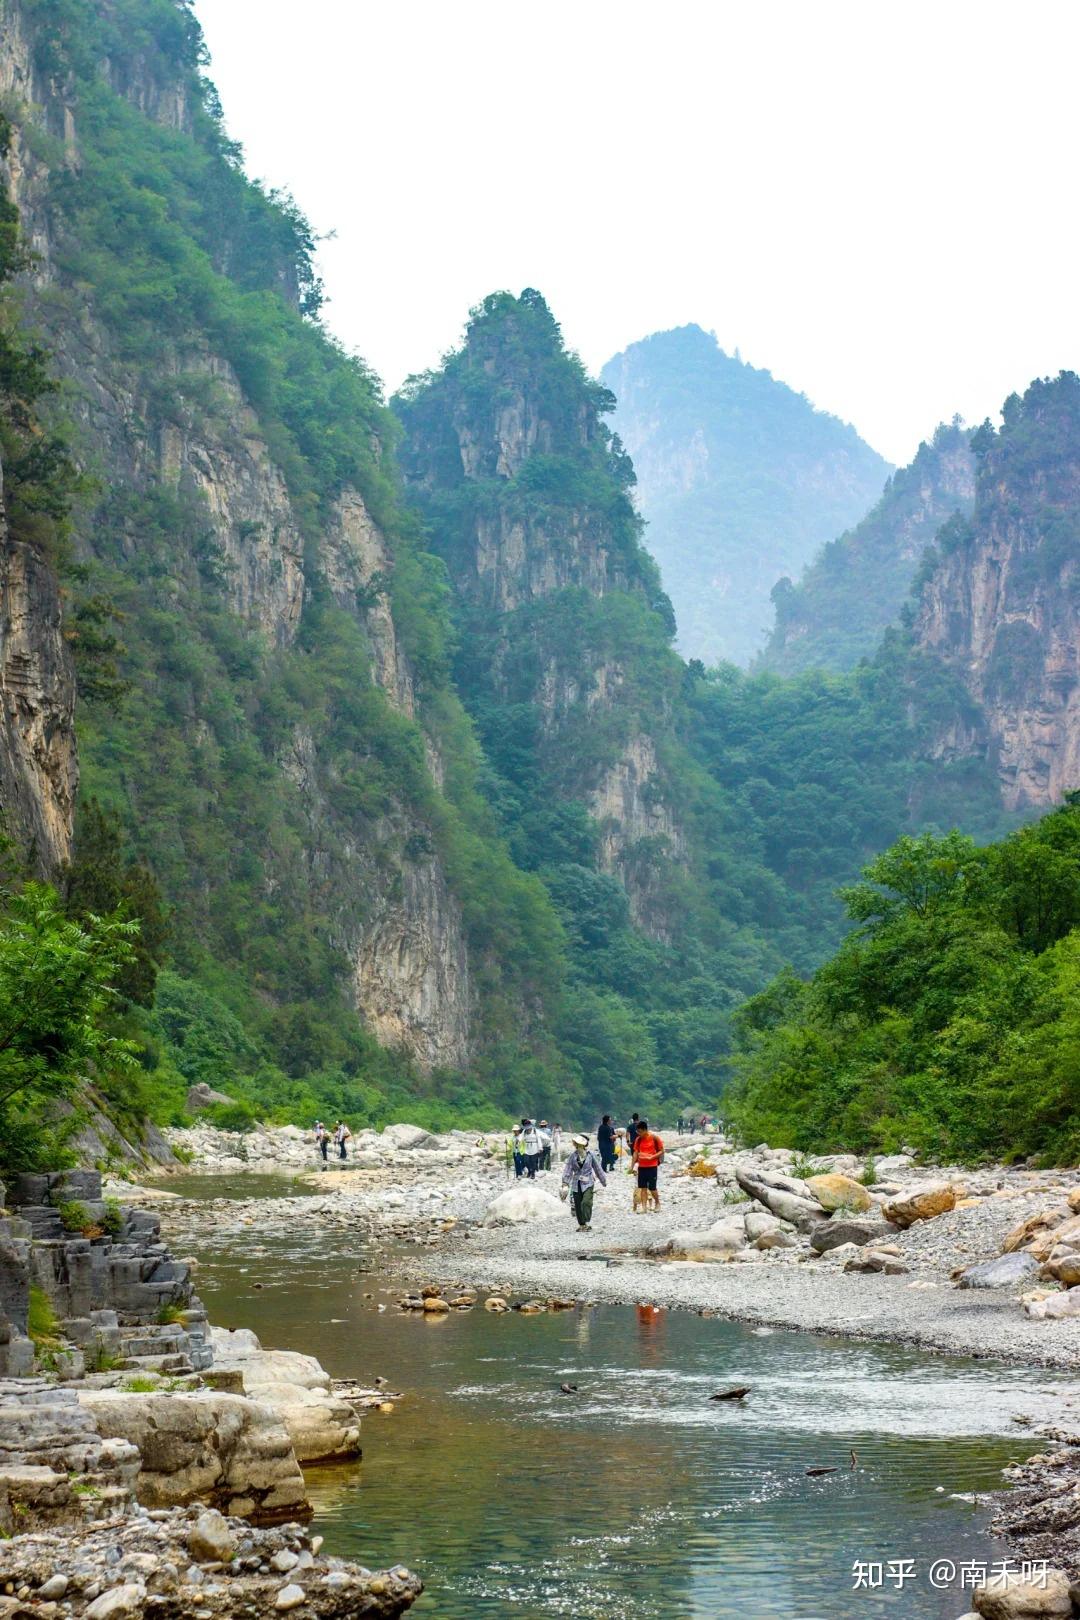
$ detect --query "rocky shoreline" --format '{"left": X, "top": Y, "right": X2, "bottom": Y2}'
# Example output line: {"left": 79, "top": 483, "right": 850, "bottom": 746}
{"left": 151, "top": 1121, "right": 1080, "bottom": 1619}
{"left": 0, "top": 1163, "right": 421, "bottom": 1619}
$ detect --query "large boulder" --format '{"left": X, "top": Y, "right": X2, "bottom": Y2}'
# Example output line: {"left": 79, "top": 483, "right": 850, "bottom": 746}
{"left": 78, "top": 1390, "right": 307, "bottom": 1517}
{"left": 1025, "top": 1289, "right": 1080, "bottom": 1321}
{"left": 1003, "top": 1208, "right": 1067, "bottom": 1254}
{"left": 381, "top": 1124, "right": 435, "bottom": 1151}
{"left": 208, "top": 1328, "right": 360, "bottom": 1463}
{"left": 957, "top": 1252, "right": 1040, "bottom": 1289}
{"left": 973, "top": 1567, "right": 1072, "bottom": 1617}
{"left": 810, "top": 1218, "right": 893, "bottom": 1254}
{"left": 659, "top": 1219, "right": 747, "bottom": 1260}
{"left": 1024, "top": 1213, "right": 1080, "bottom": 1263}
{"left": 186, "top": 1082, "right": 234, "bottom": 1113}
{"left": 805, "top": 1173, "right": 871, "bottom": 1213}
{"left": 735, "top": 1170, "right": 821, "bottom": 1229}
{"left": 1041, "top": 1249, "right": 1080, "bottom": 1288}
{"left": 482, "top": 1184, "right": 563, "bottom": 1226}
{"left": 882, "top": 1182, "right": 956, "bottom": 1228}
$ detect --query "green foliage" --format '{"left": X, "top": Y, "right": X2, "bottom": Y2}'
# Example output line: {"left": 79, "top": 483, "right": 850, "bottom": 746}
{"left": 27, "top": 1286, "right": 59, "bottom": 1347}
{"left": 727, "top": 800, "right": 1080, "bottom": 1162}
{"left": 102, "top": 1197, "right": 123, "bottom": 1237}
{"left": 762, "top": 422, "right": 974, "bottom": 675}
{"left": 56, "top": 1200, "right": 92, "bottom": 1233}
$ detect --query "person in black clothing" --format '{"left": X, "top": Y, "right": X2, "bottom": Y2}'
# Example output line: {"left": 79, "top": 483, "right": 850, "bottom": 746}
{"left": 597, "top": 1114, "right": 616, "bottom": 1172}
{"left": 626, "top": 1112, "right": 641, "bottom": 1152}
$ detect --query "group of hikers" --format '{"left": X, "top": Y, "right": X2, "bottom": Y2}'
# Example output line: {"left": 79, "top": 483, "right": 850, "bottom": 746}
{"left": 313, "top": 1119, "right": 352, "bottom": 1163}
{"left": 511, "top": 1112, "right": 665, "bottom": 1231}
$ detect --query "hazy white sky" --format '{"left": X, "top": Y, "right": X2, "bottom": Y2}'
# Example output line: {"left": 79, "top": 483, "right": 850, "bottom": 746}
{"left": 193, "top": 0, "right": 1079, "bottom": 465}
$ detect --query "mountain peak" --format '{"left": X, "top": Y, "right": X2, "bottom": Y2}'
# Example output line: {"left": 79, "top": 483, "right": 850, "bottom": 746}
{"left": 601, "top": 329, "right": 891, "bottom": 665}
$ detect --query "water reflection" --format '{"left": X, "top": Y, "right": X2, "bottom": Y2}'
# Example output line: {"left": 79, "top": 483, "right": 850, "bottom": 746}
{"left": 169, "top": 1189, "right": 1067, "bottom": 1620}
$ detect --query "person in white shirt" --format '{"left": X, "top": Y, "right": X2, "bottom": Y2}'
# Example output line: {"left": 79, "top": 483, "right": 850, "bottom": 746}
{"left": 519, "top": 1118, "right": 541, "bottom": 1178}
{"left": 538, "top": 1121, "right": 553, "bottom": 1171}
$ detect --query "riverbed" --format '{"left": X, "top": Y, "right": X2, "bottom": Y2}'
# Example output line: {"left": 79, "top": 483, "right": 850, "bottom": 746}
{"left": 162, "top": 1174, "right": 1073, "bottom": 1620}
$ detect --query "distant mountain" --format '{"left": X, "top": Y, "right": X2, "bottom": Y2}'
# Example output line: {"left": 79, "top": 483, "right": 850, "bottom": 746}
{"left": 601, "top": 325, "right": 892, "bottom": 666}
{"left": 760, "top": 422, "right": 975, "bottom": 675}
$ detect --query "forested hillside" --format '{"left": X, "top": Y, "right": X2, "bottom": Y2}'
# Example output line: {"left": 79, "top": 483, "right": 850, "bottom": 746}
{"left": 761, "top": 422, "right": 975, "bottom": 675}
{"left": 601, "top": 325, "right": 892, "bottom": 665}
{"left": 0, "top": 0, "right": 1072, "bottom": 1169}
{"left": 728, "top": 804, "right": 1080, "bottom": 1163}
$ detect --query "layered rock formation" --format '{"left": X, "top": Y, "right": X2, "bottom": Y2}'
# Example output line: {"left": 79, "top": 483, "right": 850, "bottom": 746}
{"left": 915, "top": 375, "right": 1080, "bottom": 811}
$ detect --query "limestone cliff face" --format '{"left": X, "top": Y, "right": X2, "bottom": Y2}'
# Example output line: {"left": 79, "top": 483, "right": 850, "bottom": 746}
{"left": 914, "top": 376, "right": 1080, "bottom": 811}
{"left": 0, "top": 474, "right": 77, "bottom": 870}
{"left": 397, "top": 291, "right": 687, "bottom": 937}
{"left": 0, "top": 0, "right": 473, "bottom": 1071}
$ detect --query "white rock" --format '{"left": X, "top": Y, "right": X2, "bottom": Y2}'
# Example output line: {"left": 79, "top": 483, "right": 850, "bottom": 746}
{"left": 85, "top": 1586, "right": 145, "bottom": 1620}
{"left": 274, "top": 1584, "right": 307, "bottom": 1611}
{"left": 482, "top": 1184, "right": 563, "bottom": 1226}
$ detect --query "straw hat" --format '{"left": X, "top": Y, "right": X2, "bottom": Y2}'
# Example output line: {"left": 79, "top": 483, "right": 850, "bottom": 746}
{"left": 572, "top": 1133, "right": 588, "bottom": 1148}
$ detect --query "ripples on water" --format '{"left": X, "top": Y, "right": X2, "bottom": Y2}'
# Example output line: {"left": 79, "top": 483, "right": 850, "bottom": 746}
{"left": 171, "top": 1179, "right": 1070, "bottom": 1620}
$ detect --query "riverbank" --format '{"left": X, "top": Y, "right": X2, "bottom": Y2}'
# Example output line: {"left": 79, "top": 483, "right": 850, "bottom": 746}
{"left": 153, "top": 1125, "right": 1080, "bottom": 1369}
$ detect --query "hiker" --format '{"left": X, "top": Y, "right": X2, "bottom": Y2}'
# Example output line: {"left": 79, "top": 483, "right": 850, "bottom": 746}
{"left": 632, "top": 1117, "right": 665, "bottom": 1213}
{"left": 597, "top": 1114, "right": 617, "bottom": 1172}
{"left": 520, "top": 1118, "right": 541, "bottom": 1178}
{"left": 626, "top": 1112, "right": 641, "bottom": 1152}
{"left": 560, "top": 1133, "right": 607, "bottom": 1231}
{"left": 511, "top": 1126, "right": 525, "bottom": 1178}
{"left": 538, "top": 1121, "right": 553, "bottom": 1172}
{"left": 314, "top": 1121, "right": 330, "bottom": 1166}
{"left": 550, "top": 1122, "right": 563, "bottom": 1160}
{"left": 333, "top": 1120, "right": 351, "bottom": 1161}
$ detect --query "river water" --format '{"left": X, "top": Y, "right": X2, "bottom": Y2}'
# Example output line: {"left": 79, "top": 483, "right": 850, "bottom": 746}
{"left": 167, "top": 1175, "right": 1068, "bottom": 1619}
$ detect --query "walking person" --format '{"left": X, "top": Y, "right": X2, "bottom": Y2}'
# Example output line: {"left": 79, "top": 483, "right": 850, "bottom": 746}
{"left": 626, "top": 1112, "right": 641, "bottom": 1153}
{"left": 538, "top": 1121, "right": 552, "bottom": 1172}
{"left": 333, "top": 1120, "right": 352, "bottom": 1161}
{"left": 597, "top": 1114, "right": 616, "bottom": 1172}
{"left": 632, "top": 1118, "right": 665, "bottom": 1213}
{"left": 520, "top": 1118, "right": 541, "bottom": 1179}
{"left": 550, "top": 1122, "right": 563, "bottom": 1160}
{"left": 314, "top": 1121, "right": 330, "bottom": 1167}
{"left": 511, "top": 1126, "right": 525, "bottom": 1178}
{"left": 560, "top": 1133, "right": 607, "bottom": 1231}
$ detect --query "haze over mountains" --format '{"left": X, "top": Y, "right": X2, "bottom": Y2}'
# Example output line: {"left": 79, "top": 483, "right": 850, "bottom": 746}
{"left": 601, "top": 325, "right": 893, "bottom": 666}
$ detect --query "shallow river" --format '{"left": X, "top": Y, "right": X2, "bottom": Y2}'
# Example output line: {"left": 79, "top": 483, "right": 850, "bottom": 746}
{"left": 168, "top": 1175, "right": 1069, "bottom": 1619}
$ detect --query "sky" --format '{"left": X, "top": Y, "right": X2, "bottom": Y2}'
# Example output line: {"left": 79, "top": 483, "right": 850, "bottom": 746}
{"left": 193, "top": 0, "right": 1080, "bottom": 466}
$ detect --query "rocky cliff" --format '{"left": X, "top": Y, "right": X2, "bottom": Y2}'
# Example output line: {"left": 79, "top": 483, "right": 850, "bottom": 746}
{"left": 914, "top": 374, "right": 1080, "bottom": 811}
{"left": 396, "top": 291, "right": 688, "bottom": 938}
{"left": 762, "top": 422, "right": 975, "bottom": 675}
{"left": 0, "top": 0, "right": 482, "bottom": 1075}
{"left": 601, "top": 325, "right": 892, "bottom": 665}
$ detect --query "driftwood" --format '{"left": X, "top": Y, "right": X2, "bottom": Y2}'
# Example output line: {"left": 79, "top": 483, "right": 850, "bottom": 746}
{"left": 709, "top": 1386, "right": 751, "bottom": 1401}
{"left": 806, "top": 1449, "right": 858, "bottom": 1476}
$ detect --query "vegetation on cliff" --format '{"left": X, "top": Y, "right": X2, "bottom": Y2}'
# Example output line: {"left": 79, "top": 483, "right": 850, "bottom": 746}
{"left": 761, "top": 421, "right": 975, "bottom": 676}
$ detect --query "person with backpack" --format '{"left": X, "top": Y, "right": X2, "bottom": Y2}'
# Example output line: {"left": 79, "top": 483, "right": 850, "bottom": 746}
{"left": 519, "top": 1118, "right": 541, "bottom": 1178}
{"left": 314, "top": 1121, "right": 330, "bottom": 1167}
{"left": 632, "top": 1118, "right": 665, "bottom": 1213}
{"left": 560, "top": 1133, "right": 607, "bottom": 1231}
{"left": 333, "top": 1120, "right": 352, "bottom": 1161}
{"left": 538, "top": 1121, "right": 553, "bottom": 1172}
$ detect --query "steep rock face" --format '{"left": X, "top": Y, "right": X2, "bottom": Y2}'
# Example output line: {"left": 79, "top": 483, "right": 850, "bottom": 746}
{"left": 0, "top": 0, "right": 473, "bottom": 1073}
{"left": 0, "top": 488, "right": 77, "bottom": 869}
{"left": 601, "top": 325, "right": 892, "bottom": 665}
{"left": 763, "top": 423, "right": 975, "bottom": 674}
{"left": 914, "top": 375, "right": 1080, "bottom": 811}
{"left": 397, "top": 291, "right": 687, "bottom": 937}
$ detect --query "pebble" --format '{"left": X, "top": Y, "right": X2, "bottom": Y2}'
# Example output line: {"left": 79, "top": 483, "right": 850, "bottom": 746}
{"left": 274, "top": 1584, "right": 306, "bottom": 1610}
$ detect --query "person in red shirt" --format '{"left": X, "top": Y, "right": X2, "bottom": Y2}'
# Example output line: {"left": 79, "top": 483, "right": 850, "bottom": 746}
{"left": 631, "top": 1118, "right": 665, "bottom": 1213}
